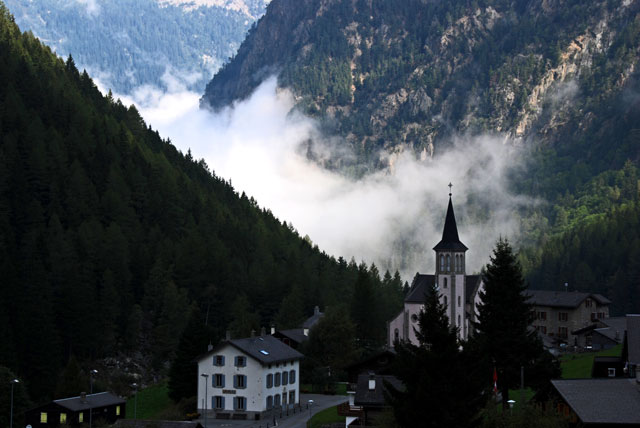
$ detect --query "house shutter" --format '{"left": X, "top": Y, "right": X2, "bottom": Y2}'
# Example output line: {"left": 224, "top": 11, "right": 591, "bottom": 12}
{"left": 211, "top": 396, "right": 215, "bottom": 409}
{"left": 221, "top": 355, "right": 225, "bottom": 366}
{"left": 233, "top": 375, "right": 238, "bottom": 388}
{"left": 233, "top": 397, "right": 238, "bottom": 410}
{"left": 221, "top": 374, "right": 225, "bottom": 388}
{"left": 234, "top": 356, "right": 238, "bottom": 366}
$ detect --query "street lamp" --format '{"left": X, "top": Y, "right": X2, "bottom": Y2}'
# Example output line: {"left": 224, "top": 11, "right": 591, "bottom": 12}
{"left": 201, "top": 374, "right": 209, "bottom": 428}
{"left": 507, "top": 399, "right": 516, "bottom": 415}
{"left": 131, "top": 383, "right": 138, "bottom": 420}
{"left": 10, "top": 378, "right": 19, "bottom": 428}
{"left": 308, "top": 399, "right": 314, "bottom": 421}
{"left": 89, "top": 369, "right": 98, "bottom": 428}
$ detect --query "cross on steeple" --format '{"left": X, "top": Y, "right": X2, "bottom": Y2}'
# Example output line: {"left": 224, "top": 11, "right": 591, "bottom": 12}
{"left": 448, "top": 182, "right": 453, "bottom": 197}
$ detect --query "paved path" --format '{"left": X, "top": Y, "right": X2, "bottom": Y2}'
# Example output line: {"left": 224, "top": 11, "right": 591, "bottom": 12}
{"left": 201, "top": 394, "right": 347, "bottom": 428}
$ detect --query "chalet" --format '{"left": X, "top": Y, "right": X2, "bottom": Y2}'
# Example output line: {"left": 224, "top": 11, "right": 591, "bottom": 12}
{"left": 196, "top": 334, "right": 303, "bottom": 421}
{"left": 337, "top": 373, "right": 402, "bottom": 427}
{"left": 24, "top": 392, "right": 125, "bottom": 428}
{"left": 272, "top": 306, "right": 325, "bottom": 349}
{"left": 550, "top": 378, "right": 640, "bottom": 426}
{"left": 572, "top": 316, "right": 626, "bottom": 352}
{"left": 527, "top": 290, "right": 611, "bottom": 347}
{"left": 388, "top": 193, "right": 484, "bottom": 345}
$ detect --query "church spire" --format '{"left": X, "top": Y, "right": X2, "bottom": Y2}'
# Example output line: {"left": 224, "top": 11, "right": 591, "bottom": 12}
{"left": 433, "top": 188, "right": 468, "bottom": 251}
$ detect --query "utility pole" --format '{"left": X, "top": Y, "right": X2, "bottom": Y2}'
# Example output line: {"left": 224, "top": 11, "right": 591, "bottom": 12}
{"left": 10, "top": 379, "right": 19, "bottom": 428}
{"left": 201, "top": 374, "right": 209, "bottom": 428}
{"left": 89, "top": 369, "right": 98, "bottom": 428}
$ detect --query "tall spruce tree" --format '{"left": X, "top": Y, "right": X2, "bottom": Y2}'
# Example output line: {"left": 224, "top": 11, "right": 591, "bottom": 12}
{"left": 472, "top": 238, "right": 548, "bottom": 408}
{"left": 386, "top": 283, "right": 485, "bottom": 427}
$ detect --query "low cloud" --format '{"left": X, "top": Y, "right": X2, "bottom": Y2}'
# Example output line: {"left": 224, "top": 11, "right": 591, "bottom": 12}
{"left": 115, "top": 75, "right": 534, "bottom": 280}
{"left": 75, "top": 0, "right": 101, "bottom": 16}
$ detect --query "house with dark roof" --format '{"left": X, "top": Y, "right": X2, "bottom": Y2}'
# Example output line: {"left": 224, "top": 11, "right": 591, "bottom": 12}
{"left": 527, "top": 290, "right": 611, "bottom": 347}
{"left": 337, "top": 373, "right": 403, "bottom": 427}
{"left": 24, "top": 392, "right": 125, "bottom": 428}
{"left": 196, "top": 334, "right": 304, "bottom": 421}
{"left": 387, "top": 193, "right": 484, "bottom": 345}
{"left": 271, "top": 306, "right": 325, "bottom": 349}
{"left": 550, "top": 378, "right": 640, "bottom": 426}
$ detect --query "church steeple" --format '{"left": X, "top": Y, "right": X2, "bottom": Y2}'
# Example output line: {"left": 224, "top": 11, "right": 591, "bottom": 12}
{"left": 433, "top": 191, "right": 468, "bottom": 252}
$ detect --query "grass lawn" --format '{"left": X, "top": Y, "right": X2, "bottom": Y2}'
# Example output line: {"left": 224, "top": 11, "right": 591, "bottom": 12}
{"left": 125, "top": 382, "right": 171, "bottom": 420}
{"left": 307, "top": 405, "right": 345, "bottom": 428}
{"left": 559, "top": 344, "right": 622, "bottom": 379}
{"left": 301, "top": 383, "right": 348, "bottom": 395}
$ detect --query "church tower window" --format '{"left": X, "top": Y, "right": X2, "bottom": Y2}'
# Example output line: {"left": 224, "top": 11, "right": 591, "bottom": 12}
{"left": 446, "top": 255, "right": 451, "bottom": 272}
{"left": 440, "top": 254, "right": 445, "bottom": 272}
{"left": 444, "top": 277, "right": 448, "bottom": 288}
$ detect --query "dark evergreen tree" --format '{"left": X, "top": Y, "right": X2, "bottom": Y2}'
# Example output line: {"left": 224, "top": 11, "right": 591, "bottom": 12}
{"left": 386, "top": 282, "right": 485, "bottom": 428}
{"left": 472, "top": 238, "right": 551, "bottom": 408}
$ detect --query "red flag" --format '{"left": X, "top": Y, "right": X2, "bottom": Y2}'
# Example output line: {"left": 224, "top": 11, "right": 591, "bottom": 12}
{"left": 493, "top": 367, "right": 498, "bottom": 395}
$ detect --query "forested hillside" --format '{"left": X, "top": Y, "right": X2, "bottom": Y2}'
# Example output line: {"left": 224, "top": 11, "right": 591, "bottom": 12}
{"left": 0, "top": 3, "right": 402, "bottom": 406}
{"left": 4, "top": 0, "right": 269, "bottom": 93}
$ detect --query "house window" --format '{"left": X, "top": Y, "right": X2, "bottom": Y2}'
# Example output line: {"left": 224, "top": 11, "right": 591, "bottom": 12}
{"left": 116, "top": 405, "right": 121, "bottom": 416}
{"left": 213, "top": 396, "right": 225, "bottom": 409}
{"left": 282, "top": 392, "right": 288, "bottom": 405}
{"left": 79, "top": 413, "right": 84, "bottom": 423}
{"left": 411, "top": 313, "right": 418, "bottom": 323}
{"left": 266, "top": 395, "right": 273, "bottom": 410}
{"left": 394, "top": 328, "right": 399, "bottom": 342}
{"left": 234, "top": 396, "right": 246, "bottom": 411}
{"left": 608, "top": 368, "right": 616, "bottom": 377}
{"left": 537, "top": 311, "right": 547, "bottom": 321}
{"left": 40, "top": 413, "right": 48, "bottom": 423}
{"left": 558, "top": 327, "right": 568, "bottom": 339}
{"left": 275, "top": 372, "right": 281, "bottom": 387}
{"left": 267, "top": 373, "right": 273, "bottom": 388}
{"left": 274, "top": 394, "right": 281, "bottom": 407}
{"left": 585, "top": 299, "right": 592, "bottom": 307}
{"left": 558, "top": 312, "right": 568, "bottom": 322}
{"left": 282, "top": 371, "right": 289, "bottom": 385}
{"left": 235, "top": 356, "right": 246, "bottom": 367}
{"left": 289, "top": 390, "right": 295, "bottom": 404}
{"left": 213, "top": 374, "right": 225, "bottom": 388}
{"left": 60, "top": 413, "right": 67, "bottom": 424}
{"left": 213, "top": 355, "right": 225, "bottom": 366}
{"left": 591, "top": 312, "right": 597, "bottom": 322}
{"left": 289, "top": 370, "right": 296, "bottom": 384}
{"left": 540, "top": 326, "right": 547, "bottom": 334}
{"left": 234, "top": 375, "right": 247, "bottom": 389}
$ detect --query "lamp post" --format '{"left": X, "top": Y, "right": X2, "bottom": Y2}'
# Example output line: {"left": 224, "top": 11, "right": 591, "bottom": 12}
{"left": 201, "top": 374, "right": 209, "bottom": 428}
{"left": 507, "top": 399, "right": 515, "bottom": 415}
{"left": 89, "top": 369, "right": 98, "bottom": 428}
{"left": 131, "top": 383, "right": 138, "bottom": 420}
{"left": 308, "top": 399, "right": 313, "bottom": 422}
{"left": 10, "top": 378, "right": 19, "bottom": 428}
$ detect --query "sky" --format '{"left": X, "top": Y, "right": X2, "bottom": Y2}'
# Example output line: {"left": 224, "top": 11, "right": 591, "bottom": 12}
{"left": 109, "top": 72, "right": 535, "bottom": 280}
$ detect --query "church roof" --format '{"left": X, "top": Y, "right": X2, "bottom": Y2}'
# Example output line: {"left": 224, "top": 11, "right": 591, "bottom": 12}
{"left": 433, "top": 197, "right": 468, "bottom": 252}
{"left": 405, "top": 274, "right": 436, "bottom": 303}
{"left": 465, "top": 275, "right": 481, "bottom": 303}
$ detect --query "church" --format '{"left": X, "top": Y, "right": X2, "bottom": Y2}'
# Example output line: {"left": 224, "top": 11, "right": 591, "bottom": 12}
{"left": 388, "top": 191, "right": 484, "bottom": 345}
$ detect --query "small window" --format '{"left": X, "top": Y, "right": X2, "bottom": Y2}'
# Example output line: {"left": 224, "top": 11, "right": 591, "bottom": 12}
{"left": 458, "top": 296, "right": 461, "bottom": 307}
{"left": 275, "top": 372, "right": 281, "bottom": 387}
{"left": 213, "top": 373, "right": 225, "bottom": 388}
{"left": 116, "top": 406, "right": 121, "bottom": 416}
{"left": 289, "top": 369, "right": 296, "bottom": 384}
{"left": 608, "top": 368, "right": 616, "bottom": 377}
{"left": 444, "top": 296, "right": 447, "bottom": 307}
{"left": 234, "top": 374, "right": 246, "bottom": 389}
{"left": 559, "top": 312, "right": 568, "bottom": 322}
{"left": 394, "top": 328, "right": 399, "bottom": 341}
{"left": 282, "top": 371, "right": 288, "bottom": 385}
{"left": 440, "top": 254, "right": 444, "bottom": 271}
{"left": 274, "top": 394, "right": 281, "bottom": 407}
{"left": 267, "top": 373, "right": 273, "bottom": 388}
{"left": 458, "top": 315, "right": 461, "bottom": 326}
{"left": 213, "top": 355, "right": 225, "bottom": 366}
{"left": 234, "top": 396, "right": 246, "bottom": 410}
{"left": 213, "top": 396, "right": 225, "bottom": 409}
{"left": 444, "top": 277, "right": 448, "bottom": 288}
{"left": 289, "top": 390, "right": 295, "bottom": 404}
{"left": 235, "top": 356, "right": 246, "bottom": 367}
{"left": 411, "top": 313, "right": 418, "bottom": 323}
{"left": 41, "top": 413, "right": 48, "bottom": 423}
{"left": 266, "top": 395, "right": 273, "bottom": 410}
{"left": 79, "top": 413, "right": 84, "bottom": 423}
{"left": 446, "top": 255, "right": 450, "bottom": 271}
{"left": 60, "top": 413, "right": 67, "bottom": 424}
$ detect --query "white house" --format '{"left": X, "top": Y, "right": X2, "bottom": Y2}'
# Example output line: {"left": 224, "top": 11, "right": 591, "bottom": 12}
{"left": 196, "top": 334, "right": 304, "bottom": 421}
{"left": 388, "top": 193, "right": 484, "bottom": 345}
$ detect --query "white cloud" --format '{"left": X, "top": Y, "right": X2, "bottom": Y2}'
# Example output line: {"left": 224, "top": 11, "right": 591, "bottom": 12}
{"left": 75, "top": 0, "right": 101, "bottom": 16}
{"left": 115, "top": 75, "right": 534, "bottom": 280}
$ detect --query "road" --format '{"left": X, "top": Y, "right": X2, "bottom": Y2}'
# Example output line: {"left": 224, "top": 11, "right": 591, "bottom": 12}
{"left": 201, "top": 394, "right": 347, "bottom": 428}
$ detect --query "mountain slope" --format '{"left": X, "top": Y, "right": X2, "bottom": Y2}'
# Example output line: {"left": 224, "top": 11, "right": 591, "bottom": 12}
{"left": 4, "top": 0, "right": 269, "bottom": 93}
{"left": 0, "top": 2, "right": 401, "bottom": 402}
{"left": 202, "top": 0, "right": 639, "bottom": 166}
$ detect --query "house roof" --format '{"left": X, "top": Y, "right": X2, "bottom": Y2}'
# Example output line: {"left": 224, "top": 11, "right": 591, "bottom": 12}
{"left": 354, "top": 373, "right": 403, "bottom": 407}
{"left": 526, "top": 290, "right": 611, "bottom": 308}
{"left": 197, "top": 335, "right": 304, "bottom": 365}
{"left": 433, "top": 197, "right": 468, "bottom": 252}
{"left": 465, "top": 275, "right": 481, "bottom": 303}
{"left": 627, "top": 315, "right": 640, "bottom": 365}
{"left": 302, "top": 306, "right": 324, "bottom": 329}
{"left": 276, "top": 328, "right": 308, "bottom": 344}
{"left": 551, "top": 378, "right": 640, "bottom": 424}
{"left": 405, "top": 274, "right": 436, "bottom": 303}
{"left": 54, "top": 392, "right": 125, "bottom": 412}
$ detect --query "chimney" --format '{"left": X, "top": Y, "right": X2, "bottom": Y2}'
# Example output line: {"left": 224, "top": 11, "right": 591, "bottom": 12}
{"left": 270, "top": 324, "right": 275, "bottom": 335}
{"left": 314, "top": 306, "right": 320, "bottom": 315}
{"left": 225, "top": 331, "right": 231, "bottom": 341}
{"left": 207, "top": 341, "right": 213, "bottom": 352}
{"left": 260, "top": 326, "right": 266, "bottom": 336}
{"left": 80, "top": 392, "right": 87, "bottom": 402}
{"left": 368, "top": 373, "right": 376, "bottom": 391}
{"left": 303, "top": 328, "right": 309, "bottom": 337}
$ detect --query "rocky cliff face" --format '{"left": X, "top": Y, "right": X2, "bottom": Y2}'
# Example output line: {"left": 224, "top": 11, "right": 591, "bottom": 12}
{"left": 201, "top": 0, "right": 640, "bottom": 168}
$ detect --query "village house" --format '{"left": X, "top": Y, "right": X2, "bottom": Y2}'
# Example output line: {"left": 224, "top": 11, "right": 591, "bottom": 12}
{"left": 388, "top": 193, "right": 484, "bottom": 345}
{"left": 196, "top": 334, "right": 303, "bottom": 421}
{"left": 272, "top": 306, "right": 325, "bottom": 349}
{"left": 527, "top": 290, "right": 611, "bottom": 347}
{"left": 24, "top": 392, "right": 125, "bottom": 428}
